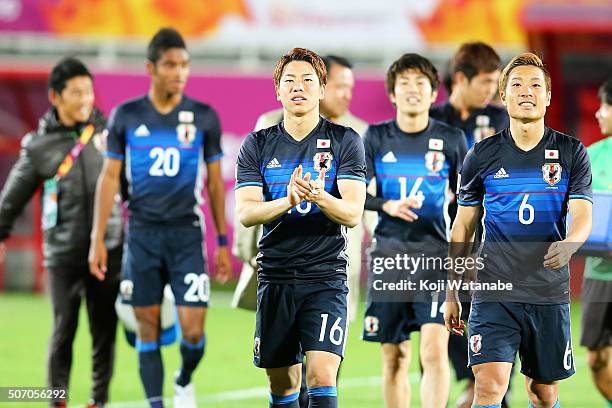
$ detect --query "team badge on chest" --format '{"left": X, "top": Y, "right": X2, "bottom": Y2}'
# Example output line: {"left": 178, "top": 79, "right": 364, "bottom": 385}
{"left": 176, "top": 124, "right": 196, "bottom": 146}
{"left": 313, "top": 152, "right": 333, "bottom": 172}
{"left": 542, "top": 163, "right": 562, "bottom": 186}
{"left": 424, "top": 151, "right": 445, "bottom": 173}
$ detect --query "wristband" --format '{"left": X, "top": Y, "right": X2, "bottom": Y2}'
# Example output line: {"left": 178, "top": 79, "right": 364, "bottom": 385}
{"left": 217, "top": 235, "right": 228, "bottom": 246}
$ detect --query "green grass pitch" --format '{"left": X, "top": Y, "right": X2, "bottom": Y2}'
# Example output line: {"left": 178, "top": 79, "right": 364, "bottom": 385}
{"left": 0, "top": 291, "right": 603, "bottom": 407}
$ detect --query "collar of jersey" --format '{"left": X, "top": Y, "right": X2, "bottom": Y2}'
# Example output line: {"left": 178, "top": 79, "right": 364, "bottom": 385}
{"left": 505, "top": 127, "right": 551, "bottom": 155}
{"left": 280, "top": 116, "right": 325, "bottom": 145}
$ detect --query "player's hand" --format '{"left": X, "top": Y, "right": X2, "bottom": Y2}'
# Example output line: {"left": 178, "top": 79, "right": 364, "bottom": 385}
{"left": 295, "top": 168, "right": 326, "bottom": 203}
{"left": 88, "top": 239, "right": 108, "bottom": 281}
{"left": 0, "top": 242, "right": 6, "bottom": 264}
{"left": 543, "top": 241, "right": 574, "bottom": 269}
{"left": 444, "top": 299, "right": 464, "bottom": 336}
{"left": 215, "top": 246, "right": 233, "bottom": 284}
{"left": 382, "top": 198, "right": 421, "bottom": 222}
{"left": 286, "top": 165, "right": 305, "bottom": 207}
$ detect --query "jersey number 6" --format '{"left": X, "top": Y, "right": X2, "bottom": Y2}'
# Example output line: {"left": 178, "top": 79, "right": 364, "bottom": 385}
{"left": 519, "top": 194, "right": 535, "bottom": 225}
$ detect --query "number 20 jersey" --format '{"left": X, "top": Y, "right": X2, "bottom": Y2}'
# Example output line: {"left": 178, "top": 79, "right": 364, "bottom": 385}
{"left": 458, "top": 127, "right": 592, "bottom": 302}
{"left": 106, "top": 96, "right": 223, "bottom": 226}
{"left": 364, "top": 119, "right": 467, "bottom": 243}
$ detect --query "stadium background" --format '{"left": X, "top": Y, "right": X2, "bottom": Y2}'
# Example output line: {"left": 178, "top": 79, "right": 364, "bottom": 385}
{"left": 0, "top": 0, "right": 611, "bottom": 406}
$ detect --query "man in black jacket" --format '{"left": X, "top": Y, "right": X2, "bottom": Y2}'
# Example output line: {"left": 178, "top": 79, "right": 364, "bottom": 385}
{"left": 0, "top": 58, "right": 123, "bottom": 408}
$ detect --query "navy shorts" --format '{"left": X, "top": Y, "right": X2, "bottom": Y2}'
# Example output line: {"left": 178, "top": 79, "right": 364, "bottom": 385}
{"left": 254, "top": 280, "right": 349, "bottom": 368}
{"left": 124, "top": 226, "right": 209, "bottom": 307}
{"left": 362, "top": 291, "right": 446, "bottom": 344}
{"left": 468, "top": 302, "right": 575, "bottom": 382}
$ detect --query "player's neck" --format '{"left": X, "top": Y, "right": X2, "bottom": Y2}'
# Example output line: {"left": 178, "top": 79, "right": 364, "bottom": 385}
{"left": 283, "top": 109, "right": 320, "bottom": 141}
{"left": 449, "top": 92, "right": 472, "bottom": 121}
{"left": 509, "top": 119, "right": 545, "bottom": 151}
{"left": 148, "top": 88, "right": 182, "bottom": 114}
{"left": 396, "top": 111, "right": 428, "bottom": 134}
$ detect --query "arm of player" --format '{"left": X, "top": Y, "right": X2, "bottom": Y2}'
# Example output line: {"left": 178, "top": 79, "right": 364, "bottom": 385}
{"left": 544, "top": 198, "right": 593, "bottom": 269}
{"left": 88, "top": 157, "right": 122, "bottom": 281}
{"left": 444, "top": 204, "right": 482, "bottom": 335}
{"left": 364, "top": 177, "right": 421, "bottom": 222}
{"left": 294, "top": 169, "right": 366, "bottom": 228}
{"left": 235, "top": 166, "right": 305, "bottom": 228}
{"left": 206, "top": 160, "right": 233, "bottom": 283}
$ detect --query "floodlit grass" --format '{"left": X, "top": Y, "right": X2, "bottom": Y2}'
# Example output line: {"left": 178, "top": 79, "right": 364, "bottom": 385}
{"left": 0, "top": 291, "right": 602, "bottom": 407}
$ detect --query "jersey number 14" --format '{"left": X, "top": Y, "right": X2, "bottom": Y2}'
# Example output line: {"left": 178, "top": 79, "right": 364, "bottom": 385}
{"left": 149, "top": 147, "right": 181, "bottom": 177}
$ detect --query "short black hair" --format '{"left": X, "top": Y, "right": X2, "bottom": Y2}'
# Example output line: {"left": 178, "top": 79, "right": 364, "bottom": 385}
{"left": 323, "top": 55, "right": 353, "bottom": 72}
{"left": 598, "top": 78, "right": 612, "bottom": 105}
{"left": 386, "top": 53, "right": 439, "bottom": 95}
{"left": 451, "top": 42, "right": 501, "bottom": 81}
{"left": 48, "top": 57, "right": 92, "bottom": 94}
{"left": 147, "top": 27, "right": 187, "bottom": 63}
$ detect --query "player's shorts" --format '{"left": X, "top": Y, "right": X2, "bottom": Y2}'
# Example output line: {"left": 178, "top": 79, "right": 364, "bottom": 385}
{"left": 253, "top": 279, "right": 349, "bottom": 368}
{"left": 361, "top": 291, "right": 446, "bottom": 344}
{"left": 124, "top": 225, "right": 209, "bottom": 307}
{"left": 580, "top": 278, "right": 612, "bottom": 349}
{"left": 468, "top": 301, "right": 575, "bottom": 382}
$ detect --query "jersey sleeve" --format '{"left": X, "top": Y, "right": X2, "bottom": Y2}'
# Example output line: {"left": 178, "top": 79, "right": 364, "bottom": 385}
{"left": 362, "top": 126, "right": 377, "bottom": 183}
{"left": 449, "top": 129, "right": 468, "bottom": 195}
{"left": 568, "top": 142, "right": 593, "bottom": 202}
{"left": 105, "top": 107, "right": 126, "bottom": 160}
{"left": 202, "top": 107, "right": 223, "bottom": 163}
{"left": 457, "top": 147, "right": 484, "bottom": 206}
{"left": 337, "top": 129, "right": 366, "bottom": 183}
{"left": 235, "top": 133, "right": 262, "bottom": 190}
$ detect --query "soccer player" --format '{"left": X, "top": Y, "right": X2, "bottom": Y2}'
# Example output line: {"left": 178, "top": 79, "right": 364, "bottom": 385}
{"left": 445, "top": 53, "right": 593, "bottom": 408}
{"left": 430, "top": 42, "right": 509, "bottom": 148}
{"left": 235, "top": 55, "right": 371, "bottom": 321}
{"left": 362, "top": 53, "right": 467, "bottom": 408}
{"left": 581, "top": 77, "right": 612, "bottom": 407}
{"left": 88, "top": 28, "right": 232, "bottom": 408}
{"left": 431, "top": 42, "right": 512, "bottom": 408}
{"left": 0, "top": 57, "right": 123, "bottom": 408}
{"left": 235, "top": 47, "right": 366, "bottom": 408}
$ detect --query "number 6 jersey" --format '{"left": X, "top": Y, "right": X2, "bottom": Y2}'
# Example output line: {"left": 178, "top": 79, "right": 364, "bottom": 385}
{"left": 458, "top": 127, "right": 593, "bottom": 303}
{"left": 105, "top": 96, "right": 223, "bottom": 226}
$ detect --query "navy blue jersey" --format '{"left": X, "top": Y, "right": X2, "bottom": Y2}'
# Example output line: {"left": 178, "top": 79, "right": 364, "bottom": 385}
{"left": 430, "top": 102, "right": 509, "bottom": 148}
{"left": 106, "top": 96, "right": 223, "bottom": 226}
{"left": 365, "top": 119, "right": 467, "bottom": 243}
{"left": 458, "top": 128, "right": 592, "bottom": 302}
{"left": 235, "top": 118, "right": 366, "bottom": 282}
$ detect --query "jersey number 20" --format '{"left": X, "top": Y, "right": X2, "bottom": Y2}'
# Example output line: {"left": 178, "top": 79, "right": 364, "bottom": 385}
{"left": 149, "top": 147, "right": 181, "bottom": 177}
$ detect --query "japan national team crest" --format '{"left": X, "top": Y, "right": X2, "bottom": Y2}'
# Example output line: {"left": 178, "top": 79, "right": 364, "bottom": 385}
{"left": 424, "top": 151, "right": 445, "bottom": 173}
{"left": 313, "top": 152, "right": 333, "bottom": 172}
{"left": 176, "top": 124, "right": 196, "bottom": 146}
{"left": 542, "top": 163, "right": 562, "bottom": 186}
{"left": 364, "top": 316, "right": 379, "bottom": 335}
{"left": 470, "top": 334, "right": 482, "bottom": 354}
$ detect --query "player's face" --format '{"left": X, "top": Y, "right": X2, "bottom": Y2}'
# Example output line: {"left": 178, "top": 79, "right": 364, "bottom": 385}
{"left": 149, "top": 48, "right": 190, "bottom": 95}
{"left": 463, "top": 70, "right": 500, "bottom": 108}
{"left": 276, "top": 60, "right": 325, "bottom": 116}
{"left": 390, "top": 69, "right": 437, "bottom": 116}
{"left": 500, "top": 65, "right": 551, "bottom": 122}
{"left": 595, "top": 101, "right": 612, "bottom": 136}
{"left": 320, "top": 63, "right": 354, "bottom": 119}
{"left": 49, "top": 75, "right": 94, "bottom": 126}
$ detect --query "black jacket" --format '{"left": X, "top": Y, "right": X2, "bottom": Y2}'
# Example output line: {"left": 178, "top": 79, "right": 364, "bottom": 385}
{"left": 0, "top": 109, "right": 123, "bottom": 267}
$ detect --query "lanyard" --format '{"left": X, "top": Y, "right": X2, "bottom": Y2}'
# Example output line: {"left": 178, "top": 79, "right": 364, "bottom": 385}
{"left": 55, "top": 124, "right": 95, "bottom": 180}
